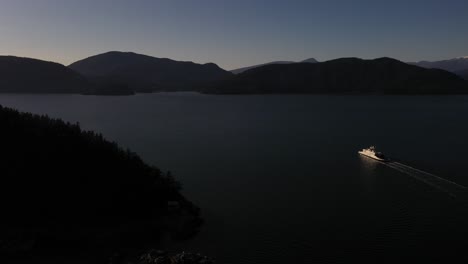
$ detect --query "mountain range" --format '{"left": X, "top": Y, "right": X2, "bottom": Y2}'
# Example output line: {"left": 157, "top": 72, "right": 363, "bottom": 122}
{"left": 0, "top": 52, "right": 468, "bottom": 95}
{"left": 203, "top": 57, "right": 468, "bottom": 94}
{"left": 409, "top": 57, "right": 468, "bottom": 80}
{"left": 230, "top": 58, "right": 318, "bottom": 74}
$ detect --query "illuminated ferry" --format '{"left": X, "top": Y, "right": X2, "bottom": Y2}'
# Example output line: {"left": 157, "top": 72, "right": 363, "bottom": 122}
{"left": 358, "top": 146, "right": 388, "bottom": 162}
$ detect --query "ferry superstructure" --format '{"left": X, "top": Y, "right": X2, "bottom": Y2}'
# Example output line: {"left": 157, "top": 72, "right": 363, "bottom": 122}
{"left": 358, "top": 146, "right": 388, "bottom": 162}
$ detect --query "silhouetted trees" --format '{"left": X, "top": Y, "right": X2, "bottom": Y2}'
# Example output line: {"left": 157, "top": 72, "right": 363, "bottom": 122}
{"left": 138, "top": 250, "right": 214, "bottom": 264}
{"left": 0, "top": 105, "right": 197, "bottom": 239}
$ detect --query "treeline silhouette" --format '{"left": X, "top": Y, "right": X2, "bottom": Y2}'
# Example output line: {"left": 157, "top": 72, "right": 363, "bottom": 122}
{"left": 0, "top": 105, "right": 198, "bottom": 250}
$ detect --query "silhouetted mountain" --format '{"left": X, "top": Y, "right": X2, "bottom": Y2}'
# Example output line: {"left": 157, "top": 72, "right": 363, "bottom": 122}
{"left": 205, "top": 58, "right": 468, "bottom": 94}
{"left": 69, "top": 51, "right": 232, "bottom": 92}
{"left": 0, "top": 56, "right": 89, "bottom": 93}
{"left": 230, "top": 61, "right": 295, "bottom": 74}
{"left": 230, "top": 58, "right": 318, "bottom": 74}
{"left": 0, "top": 105, "right": 200, "bottom": 258}
{"left": 301, "top": 58, "right": 319, "bottom": 63}
{"left": 410, "top": 57, "right": 468, "bottom": 74}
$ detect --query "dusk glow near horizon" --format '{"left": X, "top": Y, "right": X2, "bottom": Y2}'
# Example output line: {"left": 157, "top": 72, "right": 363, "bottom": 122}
{"left": 1, "top": 0, "right": 467, "bottom": 69}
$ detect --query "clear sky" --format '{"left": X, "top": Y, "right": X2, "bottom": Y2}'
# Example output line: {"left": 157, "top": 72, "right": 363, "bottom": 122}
{"left": 0, "top": 0, "right": 467, "bottom": 70}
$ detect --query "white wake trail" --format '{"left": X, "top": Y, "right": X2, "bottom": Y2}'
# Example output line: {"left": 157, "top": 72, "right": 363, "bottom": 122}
{"left": 393, "top": 162, "right": 466, "bottom": 189}
{"left": 382, "top": 161, "right": 466, "bottom": 198}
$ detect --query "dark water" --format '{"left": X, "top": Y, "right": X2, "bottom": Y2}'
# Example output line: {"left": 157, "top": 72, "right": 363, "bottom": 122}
{"left": 1, "top": 93, "right": 468, "bottom": 263}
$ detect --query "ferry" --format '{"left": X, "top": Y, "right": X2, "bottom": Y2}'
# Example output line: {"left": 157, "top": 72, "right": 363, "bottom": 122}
{"left": 358, "top": 146, "right": 388, "bottom": 162}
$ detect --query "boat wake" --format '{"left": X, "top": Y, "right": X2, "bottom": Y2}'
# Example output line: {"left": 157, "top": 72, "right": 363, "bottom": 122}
{"left": 383, "top": 161, "right": 467, "bottom": 198}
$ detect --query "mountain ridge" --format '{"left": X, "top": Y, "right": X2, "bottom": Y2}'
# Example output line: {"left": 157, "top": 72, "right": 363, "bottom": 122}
{"left": 409, "top": 57, "right": 468, "bottom": 76}
{"left": 0, "top": 56, "right": 90, "bottom": 93}
{"left": 230, "top": 58, "right": 318, "bottom": 74}
{"left": 204, "top": 57, "right": 468, "bottom": 94}
{"left": 68, "top": 51, "right": 232, "bottom": 92}
{"left": 2, "top": 53, "right": 468, "bottom": 95}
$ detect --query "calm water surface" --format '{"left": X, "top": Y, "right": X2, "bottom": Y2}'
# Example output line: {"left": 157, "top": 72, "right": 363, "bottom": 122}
{"left": 1, "top": 93, "right": 468, "bottom": 263}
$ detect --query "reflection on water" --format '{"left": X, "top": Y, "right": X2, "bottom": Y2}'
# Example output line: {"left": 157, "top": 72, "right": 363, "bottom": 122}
{"left": 358, "top": 154, "right": 380, "bottom": 193}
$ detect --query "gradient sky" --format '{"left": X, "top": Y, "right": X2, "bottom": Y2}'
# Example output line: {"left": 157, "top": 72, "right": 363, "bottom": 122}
{"left": 1, "top": 0, "right": 467, "bottom": 70}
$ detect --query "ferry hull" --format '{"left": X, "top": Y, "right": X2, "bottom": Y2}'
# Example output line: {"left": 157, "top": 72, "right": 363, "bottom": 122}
{"left": 358, "top": 151, "right": 387, "bottom": 162}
